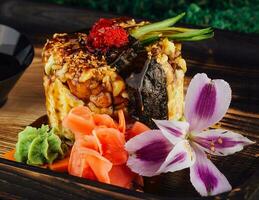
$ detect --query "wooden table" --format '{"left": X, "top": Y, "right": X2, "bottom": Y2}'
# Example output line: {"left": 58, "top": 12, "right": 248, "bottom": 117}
{"left": 0, "top": 47, "right": 45, "bottom": 154}
{"left": 0, "top": 0, "right": 258, "bottom": 199}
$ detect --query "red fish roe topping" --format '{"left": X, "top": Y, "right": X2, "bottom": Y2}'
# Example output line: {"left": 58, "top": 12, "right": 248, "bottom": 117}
{"left": 88, "top": 18, "right": 129, "bottom": 50}
{"left": 91, "top": 18, "right": 115, "bottom": 31}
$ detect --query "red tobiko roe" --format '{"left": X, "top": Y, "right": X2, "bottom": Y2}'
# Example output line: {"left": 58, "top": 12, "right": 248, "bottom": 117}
{"left": 91, "top": 18, "right": 115, "bottom": 31}
{"left": 88, "top": 18, "right": 129, "bottom": 50}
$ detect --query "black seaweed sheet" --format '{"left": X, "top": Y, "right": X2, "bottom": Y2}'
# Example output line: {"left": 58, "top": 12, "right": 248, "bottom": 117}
{"left": 108, "top": 41, "right": 168, "bottom": 127}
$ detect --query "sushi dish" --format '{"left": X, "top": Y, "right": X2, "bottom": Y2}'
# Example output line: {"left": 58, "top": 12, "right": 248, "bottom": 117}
{"left": 3, "top": 13, "right": 255, "bottom": 197}
{"left": 42, "top": 14, "right": 213, "bottom": 139}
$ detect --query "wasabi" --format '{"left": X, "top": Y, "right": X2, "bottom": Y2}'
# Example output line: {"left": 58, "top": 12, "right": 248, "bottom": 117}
{"left": 15, "top": 125, "right": 65, "bottom": 166}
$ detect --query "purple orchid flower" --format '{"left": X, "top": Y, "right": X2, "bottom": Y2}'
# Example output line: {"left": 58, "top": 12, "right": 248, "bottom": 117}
{"left": 125, "top": 73, "right": 255, "bottom": 196}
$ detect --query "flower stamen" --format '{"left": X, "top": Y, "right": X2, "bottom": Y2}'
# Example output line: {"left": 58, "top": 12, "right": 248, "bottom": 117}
{"left": 210, "top": 141, "right": 215, "bottom": 152}
{"left": 210, "top": 146, "right": 215, "bottom": 152}
{"left": 217, "top": 137, "right": 223, "bottom": 144}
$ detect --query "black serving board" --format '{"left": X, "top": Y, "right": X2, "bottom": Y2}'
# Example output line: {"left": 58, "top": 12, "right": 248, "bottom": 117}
{"left": 0, "top": 109, "right": 258, "bottom": 200}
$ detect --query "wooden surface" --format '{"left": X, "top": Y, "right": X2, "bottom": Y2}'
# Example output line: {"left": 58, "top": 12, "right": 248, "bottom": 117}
{"left": 0, "top": 0, "right": 258, "bottom": 199}
{"left": 0, "top": 47, "right": 45, "bottom": 154}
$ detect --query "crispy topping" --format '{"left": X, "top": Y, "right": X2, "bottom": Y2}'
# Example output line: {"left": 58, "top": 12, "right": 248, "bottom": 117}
{"left": 43, "top": 33, "right": 108, "bottom": 82}
{"left": 118, "top": 18, "right": 149, "bottom": 30}
{"left": 43, "top": 32, "right": 129, "bottom": 118}
{"left": 146, "top": 38, "right": 184, "bottom": 72}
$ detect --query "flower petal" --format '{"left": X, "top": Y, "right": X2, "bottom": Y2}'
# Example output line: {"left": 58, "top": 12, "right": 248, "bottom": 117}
{"left": 157, "top": 140, "right": 195, "bottom": 174}
{"left": 185, "top": 73, "right": 231, "bottom": 132}
{"left": 153, "top": 119, "right": 189, "bottom": 145}
{"left": 190, "top": 144, "right": 232, "bottom": 196}
{"left": 192, "top": 129, "right": 255, "bottom": 156}
{"left": 125, "top": 130, "right": 173, "bottom": 177}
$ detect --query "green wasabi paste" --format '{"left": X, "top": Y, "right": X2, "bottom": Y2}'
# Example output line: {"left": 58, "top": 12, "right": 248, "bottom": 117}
{"left": 15, "top": 125, "right": 65, "bottom": 166}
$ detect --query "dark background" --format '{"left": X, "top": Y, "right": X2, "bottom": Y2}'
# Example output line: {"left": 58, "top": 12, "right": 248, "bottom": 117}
{"left": 0, "top": 1, "right": 258, "bottom": 199}
{"left": 34, "top": 0, "right": 259, "bottom": 34}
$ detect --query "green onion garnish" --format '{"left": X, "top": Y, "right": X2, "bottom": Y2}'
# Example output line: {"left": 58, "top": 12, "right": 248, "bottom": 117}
{"left": 130, "top": 12, "right": 214, "bottom": 44}
{"left": 131, "top": 12, "right": 186, "bottom": 39}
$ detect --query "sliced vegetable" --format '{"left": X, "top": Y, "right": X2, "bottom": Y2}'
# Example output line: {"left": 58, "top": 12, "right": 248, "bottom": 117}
{"left": 128, "top": 121, "right": 150, "bottom": 139}
{"left": 118, "top": 110, "right": 126, "bottom": 134}
{"left": 93, "top": 114, "right": 117, "bottom": 128}
{"left": 79, "top": 135, "right": 99, "bottom": 151}
{"left": 140, "top": 27, "right": 214, "bottom": 44}
{"left": 84, "top": 148, "right": 112, "bottom": 183}
{"left": 68, "top": 140, "right": 112, "bottom": 183}
{"left": 131, "top": 12, "right": 186, "bottom": 39}
{"left": 155, "top": 27, "right": 197, "bottom": 32}
{"left": 63, "top": 105, "right": 142, "bottom": 188}
{"left": 130, "top": 12, "right": 214, "bottom": 44}
{"left": 63, "top": 108, "right": 95, "bottom": 139}
{"left": 94, "top": 127, "right": 127, "bottom": 165}
{"left": 167, "top": 28, "right": 214, "bottom": 41}
{"left": 49, "top": 157, "right": 69, "bottom": 172}
{"left": 172, "top": 32, "right": 214, "bottom": 41}
{"left": 2, "top": 149, "right": 16, "bottom": 161}
{"left": 109, "top": 164, "right": 135, "bottom": 189}
{"left": 68, "top": 141, "right": 97, "bottom": 180}
{"left": 166, "top": 27, "right": 213, "bottom": 39}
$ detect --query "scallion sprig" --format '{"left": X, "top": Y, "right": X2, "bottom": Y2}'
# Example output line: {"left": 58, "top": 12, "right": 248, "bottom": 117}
{"left": 130, "top": 12, "right": 186, "bottom": 39}
{"left": 130, "top": 13, "right": 214, "bottom": 45}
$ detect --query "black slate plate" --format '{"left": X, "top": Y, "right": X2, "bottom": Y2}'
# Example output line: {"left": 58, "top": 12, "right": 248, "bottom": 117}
{"left": 1, "top": 114, "right": 258, "bottom": 200}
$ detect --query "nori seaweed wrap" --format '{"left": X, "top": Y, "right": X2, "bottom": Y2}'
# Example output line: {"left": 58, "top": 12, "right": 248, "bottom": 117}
{"left": 115, "top": 38, "right": 186, "bottom": 127}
